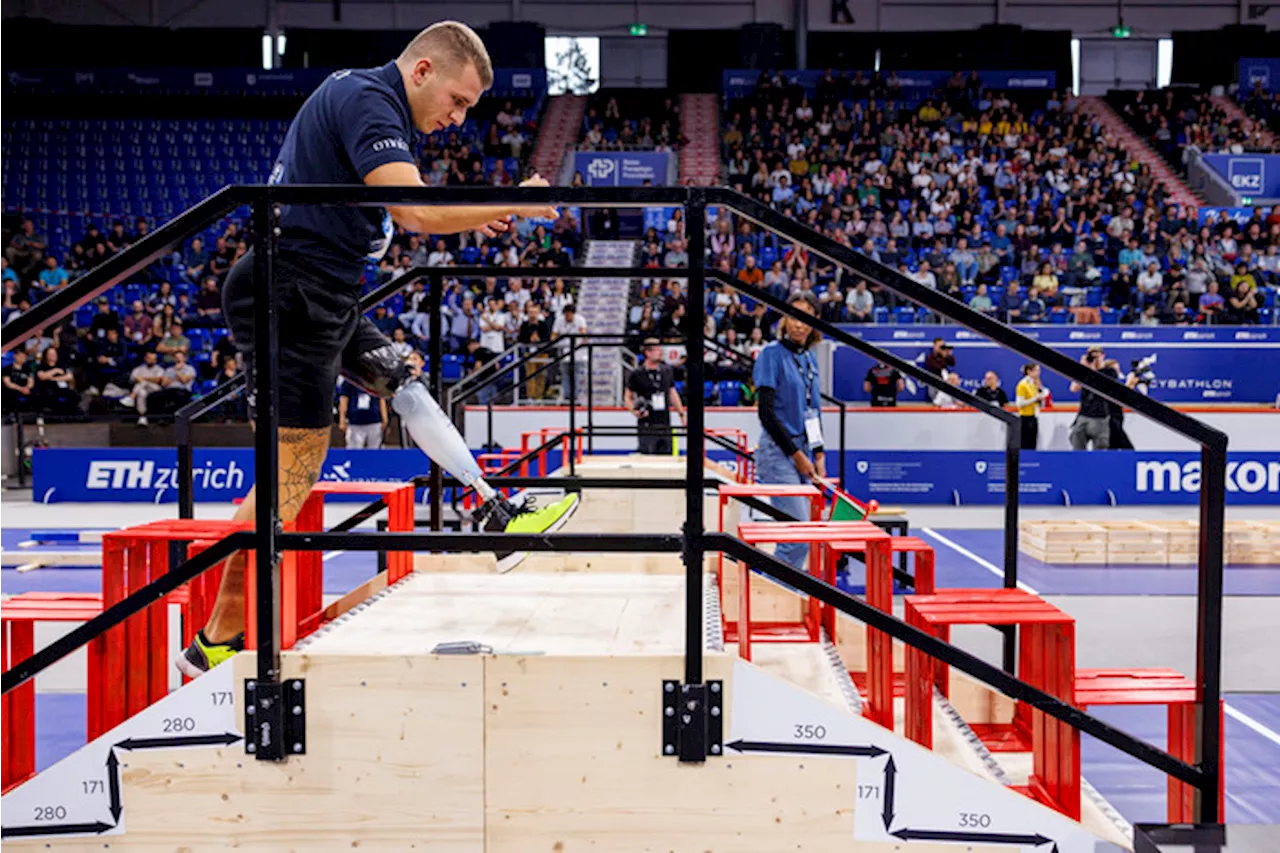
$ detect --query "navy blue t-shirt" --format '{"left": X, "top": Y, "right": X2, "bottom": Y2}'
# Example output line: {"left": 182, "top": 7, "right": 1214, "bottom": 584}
{"left": 337, "top": 380, "right": 384, "bottom": 425}
{"left": 270, "top": 62, "right": 418, "bottom": 293}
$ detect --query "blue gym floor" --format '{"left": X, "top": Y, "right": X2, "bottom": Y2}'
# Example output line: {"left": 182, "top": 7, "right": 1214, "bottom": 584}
{"left": 7, "top": 525, "right": 1280, "bottom": 825}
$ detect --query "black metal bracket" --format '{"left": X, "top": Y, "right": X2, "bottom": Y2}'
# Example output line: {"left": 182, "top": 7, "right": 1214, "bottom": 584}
{"left": 244, "top": 677, "right": 305, "bottom": 761}
{"left": 662, "top": 679, "right": 723, "bottom": 762}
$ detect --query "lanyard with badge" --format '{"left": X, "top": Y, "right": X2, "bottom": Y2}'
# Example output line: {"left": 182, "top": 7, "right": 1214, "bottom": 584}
{"left": 794, "top": 349, "right": 823, "bottom": 450}
{"left": 647, "top": 368, "right": 666, "bottom": 413}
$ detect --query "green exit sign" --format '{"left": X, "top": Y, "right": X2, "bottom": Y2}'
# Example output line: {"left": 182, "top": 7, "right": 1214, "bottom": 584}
{"left": 630, "top": 23, "right": 648, "bottom": 36}
{"left": 1112, "top": 25, "right": 1132, "bottom": 38}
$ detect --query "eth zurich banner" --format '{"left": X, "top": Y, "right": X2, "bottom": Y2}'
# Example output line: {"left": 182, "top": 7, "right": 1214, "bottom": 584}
{"left": 1200, "top": 154, "right": 1280, "bottom": 199}
{"left": 831, "top": 325, "right": 1280, "bottom": 405}
{"left": 574, "top": 152, "right": 669, "bottom": 187}
{"left": 32, "top": 448, "right": 432, "bottom": 504}
{"left": 828, "top": 451, "right": 1280, "bottom": 506}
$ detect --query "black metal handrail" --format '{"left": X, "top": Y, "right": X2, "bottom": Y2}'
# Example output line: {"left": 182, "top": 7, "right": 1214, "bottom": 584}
{"left": 0, "top": 184, "right": 1227, "bottom": 820}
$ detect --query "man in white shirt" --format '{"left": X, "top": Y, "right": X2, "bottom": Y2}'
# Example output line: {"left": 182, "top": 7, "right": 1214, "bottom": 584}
{"left": 1136, "top": 262, "right": 1164, "bottom": 306}
{"left": 122, "top": 350, "right": 166, "bottom": 423}
{"left": 479, "top": 296, "right": 510, "bottom": 353}
{"left": 551, "top": 303, "right": 587, "bottom": 401}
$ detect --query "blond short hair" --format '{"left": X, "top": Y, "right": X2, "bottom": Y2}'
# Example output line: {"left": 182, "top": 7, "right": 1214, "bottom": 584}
{"left": 401, "top": 21, "right": 493, "bottom": 89}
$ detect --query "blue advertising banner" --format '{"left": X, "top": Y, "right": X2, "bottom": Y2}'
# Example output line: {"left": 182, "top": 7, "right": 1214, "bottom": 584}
{"left": 831, "top": 325, "right": 1280, "bottom": 404}
{"left": 722, "top": 69, "right": 1056, "bottom": 101}
{"left": 1199, "top": 206, "right": 1272, "bottom": 227}
{"left": 573, "top": 152, "right": 669, "bottom": 187}
{"left": 837, "top": 451, "right": 1280, "bottom": 506}
{"left": 3, "top": 67, "right": 545, "bottom": 98}
{"left": 1239, "top": 58, "right": 1280, "bottom": 92}
{"left": 31, "top": 447, "right": 1280, "bottom": 506}
{"left": 32, "top": 448, "right": 433, "bottom": 504}
{"left": 1200, "top": 154, "right": 1280, "bottom": 199}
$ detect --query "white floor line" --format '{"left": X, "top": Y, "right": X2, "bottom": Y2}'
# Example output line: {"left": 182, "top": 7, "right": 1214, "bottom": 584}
{"left": 322, "top": 550, "right": 347, "bottom": 562}
{"left": 920, "top": 527, "right": 1039, "bottom": 595}
{"left": 1225, "top": 703, "right": 1280, "bottom": 748}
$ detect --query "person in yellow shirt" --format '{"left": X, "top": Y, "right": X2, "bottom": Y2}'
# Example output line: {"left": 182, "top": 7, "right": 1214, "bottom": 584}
{"left": 1015, "top": 362, "right": 1049, "bottom": 449}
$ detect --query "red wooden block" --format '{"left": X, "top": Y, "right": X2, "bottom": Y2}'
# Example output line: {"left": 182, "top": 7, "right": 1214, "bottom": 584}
{"left": 904, "top": 589, "right": 1079, "bottom": 821}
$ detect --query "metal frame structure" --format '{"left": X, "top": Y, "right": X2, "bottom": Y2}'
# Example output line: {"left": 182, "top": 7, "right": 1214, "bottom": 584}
{"left": 0, "top": 184, "right": 1229, "bottom": 821}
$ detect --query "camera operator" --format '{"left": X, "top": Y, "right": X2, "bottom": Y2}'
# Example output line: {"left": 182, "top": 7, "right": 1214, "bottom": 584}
{"left": 625, "top": 338, "right": 684, "bottom": 455}
{"left": 1068, "top": 345, "right": 1138, "bottom": 451}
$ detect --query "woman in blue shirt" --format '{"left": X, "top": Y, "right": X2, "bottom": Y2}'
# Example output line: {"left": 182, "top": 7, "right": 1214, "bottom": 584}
{"left": 752, "top": 290, "right": 825, "bottom": 569}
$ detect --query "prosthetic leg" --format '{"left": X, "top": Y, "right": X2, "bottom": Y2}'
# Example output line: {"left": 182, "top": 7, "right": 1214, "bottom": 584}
{"left": 341, "top": 345, "right": 578, "bottom": 558}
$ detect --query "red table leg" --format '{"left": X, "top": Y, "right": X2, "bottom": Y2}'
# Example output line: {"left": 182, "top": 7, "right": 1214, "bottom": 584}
{"left": 146, "top": 539, "right": 169, "bottom": 707}
{"left": 6, "top": 621, "right": 36, "bottom": 790}
{"left": 124, "top": 539, "right": 149, "bottom": 719}
{"left": 738, "top": 558, "right": 752, "bottom": 662}
{"left": 866, "top": 539, "right": 894, "bottom": 730}
{"left": 99, "top": 536, "right": 126, "bottom": 737}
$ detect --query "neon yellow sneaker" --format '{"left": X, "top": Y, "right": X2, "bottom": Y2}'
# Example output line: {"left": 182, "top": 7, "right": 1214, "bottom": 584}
{"left": 479, "top": 493, "right": 580, "bottom": 572}
{"left": 176, "top": 631, "right": 243, "bottom": 679}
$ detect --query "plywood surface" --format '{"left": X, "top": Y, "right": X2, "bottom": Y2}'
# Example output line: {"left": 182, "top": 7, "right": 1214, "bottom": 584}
{"left": 300, "top": 572, "right": 696, "bottom": 656}
{"left": 6, "top": 652, "right": 484, "bottom": 853}
{"left": 484, "top": 653, "right": 860, "bottom": 852}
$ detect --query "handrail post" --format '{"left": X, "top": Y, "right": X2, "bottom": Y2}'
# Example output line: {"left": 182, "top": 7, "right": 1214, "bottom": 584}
{"left": 250, "top": 191, "right": 285, "bottom": 761}
{"left": 568, "top": 336, "right": 578, "bottom": 476}
{"left": 1195, "top": 440, "right": 1227, "bottom": 821}
{"left": 1002, "top": 419, "right": 1021, "bottom": 673}
{"left": 175, "top": 409, "right": 195, "bottom": 520}
{"left": 429, "top": 270, "right": 444, "bottom": 532}
{"left": 587, "top": 341, "right": 595, "bottom": 455}
{"left": 684, "top": 189, "right": 707, "bottom": 698}
{"left": 837, "top": 400, "right": 847, "bottom": 491}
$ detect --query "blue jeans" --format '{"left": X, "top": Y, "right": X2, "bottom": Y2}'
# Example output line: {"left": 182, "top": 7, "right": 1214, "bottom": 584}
{"left": 754, "top": 433, "right": 812, "bottom": 570}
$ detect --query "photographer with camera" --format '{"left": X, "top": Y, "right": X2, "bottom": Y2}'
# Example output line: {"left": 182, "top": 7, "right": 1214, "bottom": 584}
{"left": 625, "top": 338, "right": 684, "bottom": 455}
{"left": 1068, "top": 345, "right": 1139, "bottom": 451}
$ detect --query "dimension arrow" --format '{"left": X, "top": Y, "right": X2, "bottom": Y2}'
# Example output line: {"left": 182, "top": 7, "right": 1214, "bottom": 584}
{"left": 881, "top": 755, "right": 896, "bottom": 830}
{"left": 891, "top": 828, "right": 1054, "bottom": 846}
{"left": 115, "top": 732, "right": 242, "bottom": 751}
{"left": 725, "top": 739, "right": 887, "bottom": 757}
{"left": 106, "top": 749, "right": 122, "bottom": 822}
{"left": 2, "top": 821, "right": 114, "bottom": 839}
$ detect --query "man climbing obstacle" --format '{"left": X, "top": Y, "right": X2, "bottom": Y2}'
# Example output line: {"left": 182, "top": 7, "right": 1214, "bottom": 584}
{"left": 178, "top": 21, "right": 577, "bottom": 677}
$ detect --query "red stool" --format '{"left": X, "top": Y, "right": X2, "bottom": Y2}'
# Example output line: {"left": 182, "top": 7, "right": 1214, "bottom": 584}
{"left": 290, "top": 481, "right": 416, "bottom": 645}
{"left": 2, "top": 593, "right": 106, "bottom": 793}
{"left": 707, "top": 429, "right": 752, "bottom": 482}
{"left": 100, "top": 520, "right": 249, "bottom": 739}
{"left": 1075, "top": 667, "right": 1224, "bottom": 823}
{"left": 521, "top": 428, "right": 582, "bottom": 476}
{"left": 826, "top": 536, "right": 936, "bottom": 731}
{"left": 905, "top": 588, "right": 1079, "bottom": 820}
{"left": 734, "top": 521, "right": 889, "bottom": 662}
{"left": 716, "top": 483, "right": 824, "bottom": 597}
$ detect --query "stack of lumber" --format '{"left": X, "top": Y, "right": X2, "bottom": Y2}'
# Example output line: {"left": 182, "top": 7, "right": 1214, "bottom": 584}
{"left": 1018, "top": 521, "right": 1107, "bottom": 564}
{"left": 1019, "top": 519, "right": 1280, "bottom": 566}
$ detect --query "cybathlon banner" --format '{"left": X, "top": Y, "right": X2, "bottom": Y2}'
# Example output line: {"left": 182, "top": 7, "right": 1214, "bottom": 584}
{"left": 574, "top": 152, "right": 669, "bottom": 187}
{"left": 836, "top": 451, "right": 1280, "bottom": 506}
{"left": 831, "top": 325, "right": 1280, "bottom": 404}
{"left": 33, "top": 448, "right": 432, "bottom": 504}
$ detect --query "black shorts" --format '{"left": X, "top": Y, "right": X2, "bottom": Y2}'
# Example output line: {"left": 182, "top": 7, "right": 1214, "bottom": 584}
{"left": 223, "top": 249, "right": 392, "bottom": 429}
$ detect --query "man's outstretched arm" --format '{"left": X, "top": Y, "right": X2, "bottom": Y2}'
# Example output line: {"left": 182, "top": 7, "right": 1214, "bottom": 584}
{"left": 364, "top": 161, "right": 557, "bottom": 237}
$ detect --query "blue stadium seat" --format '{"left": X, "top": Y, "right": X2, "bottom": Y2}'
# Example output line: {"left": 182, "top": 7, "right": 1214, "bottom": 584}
{"left": 893, "top": 307, "right": 915, "bottom": 324}
{"left": 441, "top": 355, "right": 465, "bottom": 382}
{"left": 872, "top": 306, "right": 890, "bottom": 324}
{"left": 1100, "top": 307, "right": 1119, "bottom": 325}
{"left": 718, "top": 381, "right": 741, "bottom": 407}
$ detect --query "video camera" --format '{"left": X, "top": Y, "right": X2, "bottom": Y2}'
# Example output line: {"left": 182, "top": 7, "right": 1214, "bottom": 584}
{"left": 1130, "top": 354, "right": 1157, "bottom": 395}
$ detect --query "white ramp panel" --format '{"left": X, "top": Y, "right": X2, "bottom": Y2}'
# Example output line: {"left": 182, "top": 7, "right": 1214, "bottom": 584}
{"left": 730, "top": 661, "right": 1126, "bottom": 853}
{"left": 1, "top": 664, "right": 239, "bottom": 842}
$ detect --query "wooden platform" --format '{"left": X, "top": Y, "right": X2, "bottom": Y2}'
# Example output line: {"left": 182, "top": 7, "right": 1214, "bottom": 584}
{"left": 1020, "top": 518, "right": 1280, "bottom": 566}
{"left": 3, "top": 456, "right": 1127, "bottom": 853}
